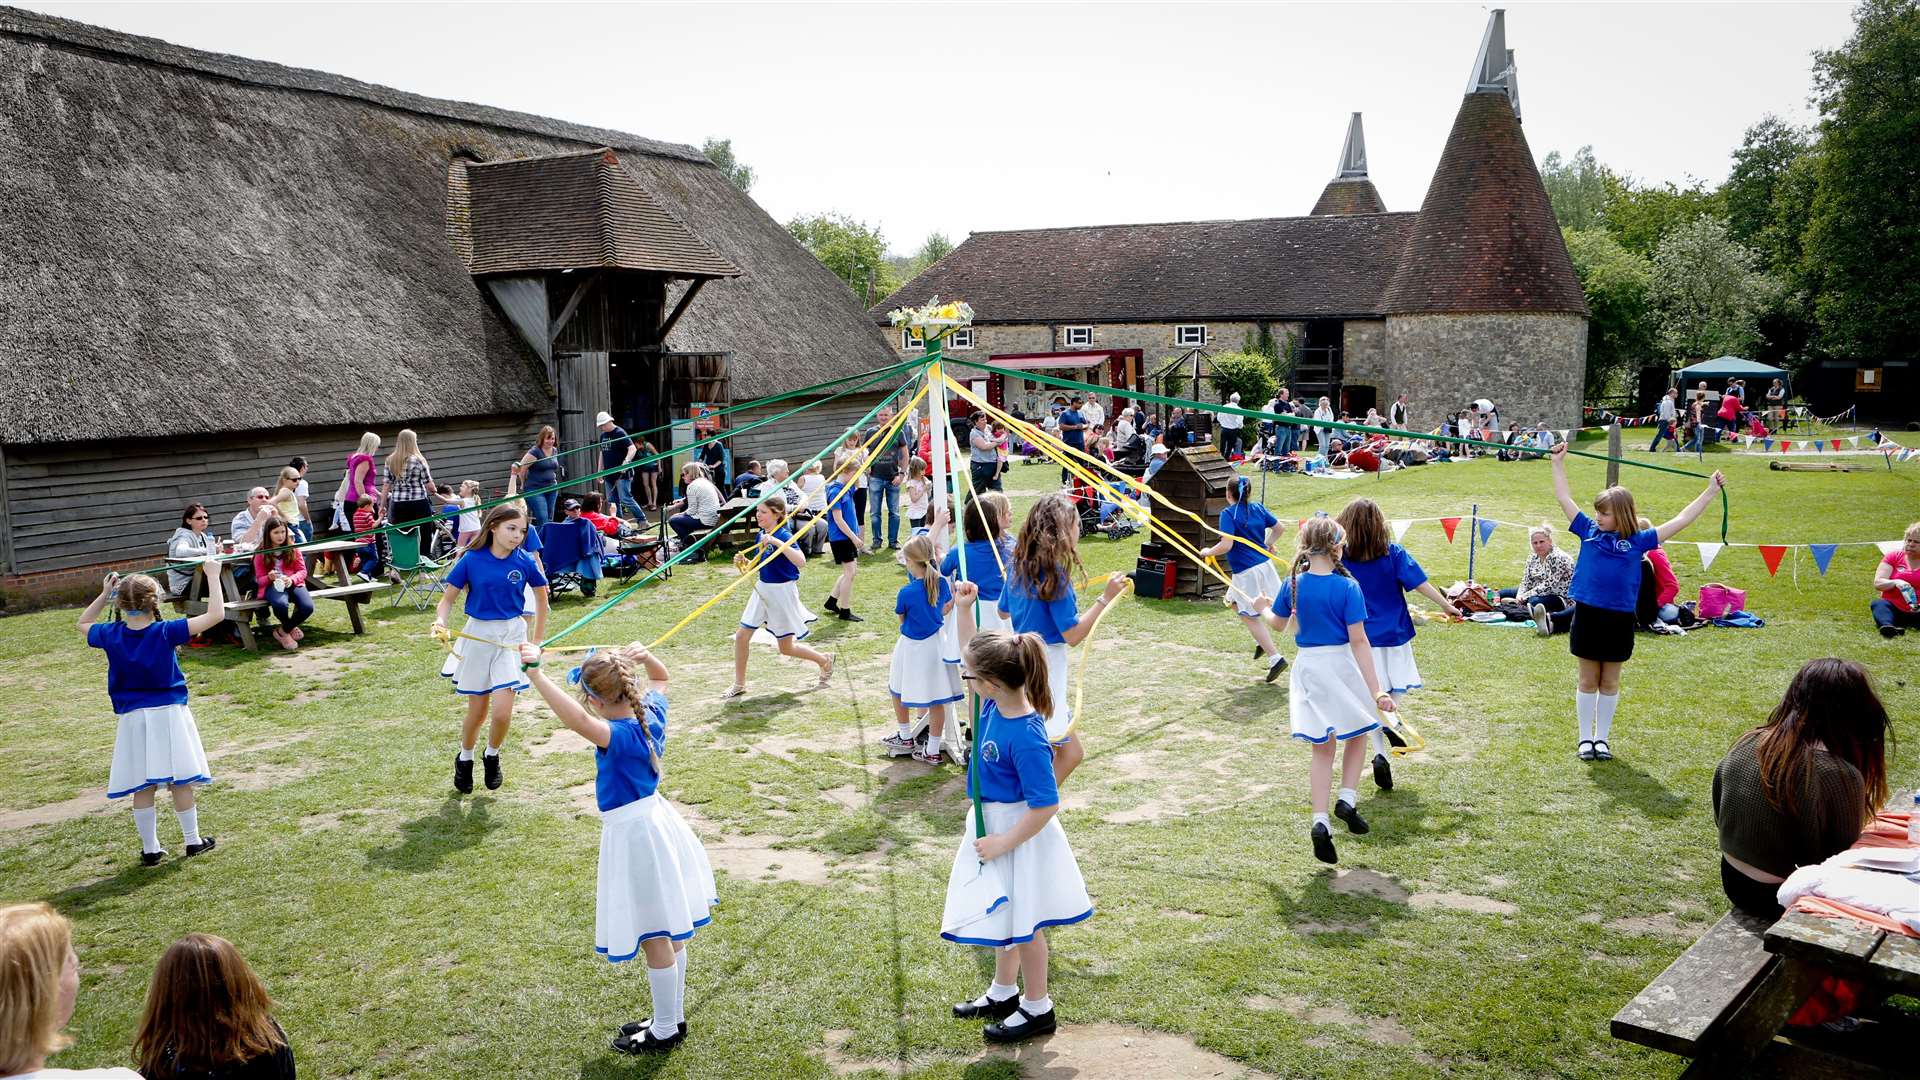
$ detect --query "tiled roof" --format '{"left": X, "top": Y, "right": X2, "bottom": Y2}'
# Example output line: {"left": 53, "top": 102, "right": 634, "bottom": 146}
{"left": 465, "top": 149, "right": 741, "bottom": 278}
{"left": 1311, "top": 179, "right": 1387, "bottom": 216}
{"left": 1383, "top": 92, "right": 1586, "bottom": 315}
{"left": 874, "top": 213, "right": 1417, "bottom": 324}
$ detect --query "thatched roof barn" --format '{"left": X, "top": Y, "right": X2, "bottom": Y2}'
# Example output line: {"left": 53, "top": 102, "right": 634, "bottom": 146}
{"left": 0, "top": 5, "right": 897, "bottom": 595}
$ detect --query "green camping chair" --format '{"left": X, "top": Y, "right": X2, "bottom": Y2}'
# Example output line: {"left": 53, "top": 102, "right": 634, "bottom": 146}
{"left": 387, "top": 527, "right": 445, "bottom": 611}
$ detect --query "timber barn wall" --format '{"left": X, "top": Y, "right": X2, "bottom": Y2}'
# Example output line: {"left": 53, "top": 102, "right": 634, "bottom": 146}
{"left": 3, "top": 413, "right": 549, "bottom": 582}
{"left": 725, "top": 391, "right": 895, "bottom": 474}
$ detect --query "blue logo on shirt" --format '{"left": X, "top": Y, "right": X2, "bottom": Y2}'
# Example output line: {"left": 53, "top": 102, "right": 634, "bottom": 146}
{"left": 1614, "top": 539, "right": 1632, "bottom": 552}
{"left": 508, "top": 569, "right": 524, "bottom": 584}
{"left": 981, "top": 741, "right": 1000, "bottom": 763}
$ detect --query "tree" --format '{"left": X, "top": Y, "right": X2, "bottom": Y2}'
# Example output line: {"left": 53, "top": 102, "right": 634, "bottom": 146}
{"left": 1540, "top": 146, "right": 1614, "bottom": 231}
{"left": 1801, "top": 0, "right": 1920, "bottom": 362}
{"left": 1602, "top": 176, "right": 1724, "bottom": 256}
{"left": 700, "top": 138, "right": 755, "bottom": 194}
{"left": 1722, "top": 116, "right": 1812, "bottom": 249}
{"left": 786, "top": 213, "right": 898, "bottom": 304}
{"left": 1647, "top": 217, "right": 1778, "bottom": 362}
{"left": 1562, "top": 228, "right": 1655, "bottom": 398}
{"left": 917, "top": 231, "right": 954, "bottom": 265}
{"left": 1206, "top": 352, "right": 1278, "bottom": 408}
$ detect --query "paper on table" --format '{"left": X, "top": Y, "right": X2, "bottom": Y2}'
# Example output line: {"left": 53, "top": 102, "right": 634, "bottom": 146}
{"left": 1828, "top": 846, "right": 1920, "bottom": 877}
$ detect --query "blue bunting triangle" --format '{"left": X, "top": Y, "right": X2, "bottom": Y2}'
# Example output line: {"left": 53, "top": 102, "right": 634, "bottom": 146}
{"left": 1762, "top": 438, "right": 1772, "bottom": 451}
{"left": 1814, "top": 439, "right": 1823, "bottom": 452}
{"left": 1809, "top": 544, "right": 1837, "bottom": 576}
{"left": 1478, "top": 519, "right": 1497, "bottom": 545}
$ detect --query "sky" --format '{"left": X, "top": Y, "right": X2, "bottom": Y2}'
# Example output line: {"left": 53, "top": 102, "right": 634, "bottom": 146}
{"left": 20, "top": 1, "right": 1859, "bottom": 256}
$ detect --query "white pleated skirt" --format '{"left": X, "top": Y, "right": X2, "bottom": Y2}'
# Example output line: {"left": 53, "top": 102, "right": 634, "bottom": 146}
{"left": 596, "top": 794, "right": 718, "bottom": 963}
{"left": 948, "top": 600, "right": 1011, "bottom": 639}
{"left": 107, "top": 703, "right": 212, "bottom": 799}
{"left": 1370, "top": 642, "right": 1423, "bottom": 695}
{"left": 1289, "top": 644, "right": 1382, "bottom": 744}
{"left": 440, "top": 616, "right": 529, "bottom": 696}
{"left": 740, "top": 580, "right": 817, "bottom": 641}
{"left": 1041, "top": 641, "right": 1072, "bottom": 743}
{"left": 1229, "top": 562, "right": 1283, "bottom": 618}
{"left": 889, "top": 633, "right": 963, "bottom": 709}
{"left": 941, "top": 801, "right": 1092, "bottom": 947}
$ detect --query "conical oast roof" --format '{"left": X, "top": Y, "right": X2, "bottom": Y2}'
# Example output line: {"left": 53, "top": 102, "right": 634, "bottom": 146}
{"left": 1383, "top": 90, "right": 1585, "bottom": 314}
{"left": 1311, "top": 113, "right": 1386, "bottom": 216}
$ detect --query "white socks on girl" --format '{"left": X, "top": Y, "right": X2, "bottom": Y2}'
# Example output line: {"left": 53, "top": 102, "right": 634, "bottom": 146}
{"left": 926, "top": 735, "right": 943, "bottom": 757}
{"left": 674, "top": 948, "right": 688, "bottom": 1023}
{"left": 133, "top": 807, "right": 160, "bottom": 854}
{"left": 176, "top": 808, "right": 201, "bottom": 847}
{"left": 1576, "top": 690, "right": 1597, "bottom": 742}
{"left": 1337, "top": 787, "right": 1358, "bottom": 808}
{"left": 646, "top": 964, "right": 678, "bottom": 1040}
{"left": 1595, "top": 692, "right": 1618, "bottom": 742}
{"left": 971, "top": 981, "right": 1019, "bottom": 1008}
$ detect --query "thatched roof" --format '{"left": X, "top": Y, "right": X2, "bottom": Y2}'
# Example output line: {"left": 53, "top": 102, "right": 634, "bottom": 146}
{"left": 0, "top": 5, "right": 896, "bottom": 445}
{"left": 873, "top": 213, "right": 1417, "bottom": 324}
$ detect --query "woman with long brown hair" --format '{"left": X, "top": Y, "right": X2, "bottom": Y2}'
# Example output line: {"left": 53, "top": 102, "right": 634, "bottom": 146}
{"left": 1713, "top": 658, "right": 1892, "bottom": 918}
{"left": 133, "top": 934, "right": 292, "bottom": 1078}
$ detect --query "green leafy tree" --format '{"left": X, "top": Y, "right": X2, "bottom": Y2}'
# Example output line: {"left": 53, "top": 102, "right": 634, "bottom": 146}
{"left": 1206, "top": 352, "right": 1278, "bottom": 408}
{"left": 1722, "top": 116, "right": 1812, "bottom": 250}
{"left": 1540, "top": 146, "right": 1614, "bottom": 230}
{"left": 917, "top": 231, "right": 954, "bottom": 265}
{"left": 786, "top": 213, "right": 898, "bottom": 304}
{"left": 1801, "top": 0, "right": 1920, "bottom": 362}
{"left": 1563, "top": 228, "right": 1655, "bottom": 398}
{"left": 700, "top": 138, "right": 755, "bottom": 194}
{"left": 1647, "top": 217, "right": 1778, "bottom": 362}
{"left": 1602, "top": 176, "right": 1724, "bottom": 256}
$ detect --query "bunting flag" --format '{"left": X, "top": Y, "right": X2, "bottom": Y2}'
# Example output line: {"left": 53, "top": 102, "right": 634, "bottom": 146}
{"left": 1762, "top": 438, "right": 1773, "bottom": 452}
{"left": 1478, "top": 519, "right": 1497, "bottom": 545}
{"left": 1814, "top": 440, "right": 1824, "bottom": 453}
{"left": 1848, "top": 436, "right": 1861, "bottom": 448}
{"left": 1831, "top": 439, "right": 1843, "bottom": 451}
{"left": 1697, "top": 542, "right": 1724, "bottom": 570}
{"left": 1390, "top": 519, "right": 1412, "bottom": 543}
{"left": 1440, "top": 517, "right": 1461, "bottom": 542}
{"left": 1758, "top": 545, "right": 1789, "bottom": 577}
{"left": 1781, "top": 440, "right": 1793, "bottom": 452}
{"left": 1809, "top": 544, "right": 1838, "bottom": 576}
{"left": 1743, "top": 434, "right": 1754, "bottom": 447}
{"left": 1878, "top": 540, "right": 1904, "bottom": 556}
{"left": 1558, "top": 430, "right": 1571, "bottom": 444}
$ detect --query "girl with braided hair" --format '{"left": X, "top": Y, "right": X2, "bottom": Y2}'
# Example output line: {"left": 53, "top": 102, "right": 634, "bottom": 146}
{"left": 520, "top": 642, "right": 715, "bottom": 1055}
{"left": 1252, "top": 516, "right": 1394, "bottom": 864}
{"left": 1198, "top": 474, "right": 1287, "bottom": 683}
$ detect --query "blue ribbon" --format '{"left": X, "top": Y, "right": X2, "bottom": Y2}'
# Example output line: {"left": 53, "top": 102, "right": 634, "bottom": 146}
{"left": 566, "top": 647, "right": 598, "bottom": 687}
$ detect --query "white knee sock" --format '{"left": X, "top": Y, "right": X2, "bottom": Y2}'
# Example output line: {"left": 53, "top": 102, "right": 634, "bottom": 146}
{"left": 133, "top": 807, "right": 161, "bottom": 853}
{"left": 673, "top": 948, "right": 688, "bottom": 1025}
{"left": 1596, "top": 693, "right": 1619, "bottom": 742}
{"left": 1576, "top": 691, "right": 1598, "bottom": 742}
{"left": 175, "top": 807, "right": 201, "bottom": 846}
{"left": 646, "top": 964, "right": 678, "bottom": 1038}
{"left": 1370, "top": 728, "right": 1387, "bottom": 756}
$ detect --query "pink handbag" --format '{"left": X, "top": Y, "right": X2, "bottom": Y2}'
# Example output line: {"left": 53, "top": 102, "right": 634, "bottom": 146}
{"left": 1698, "top": 583, "right": 1746, "bottom": 619}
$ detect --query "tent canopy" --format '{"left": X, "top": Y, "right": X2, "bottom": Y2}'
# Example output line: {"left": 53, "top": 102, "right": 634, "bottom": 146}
{"left": 1675, "top": 356, "right": 1789, "bottom": 381}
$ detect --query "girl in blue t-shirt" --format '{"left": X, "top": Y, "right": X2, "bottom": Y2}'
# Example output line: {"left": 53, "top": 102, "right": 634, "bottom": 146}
{"left": 1334, "top": 498, "right": 1461, "bottom": 792}
{"left": 997, "top": 494, "right": 1130, "bottom": 785}
{"left": 520, "top": 642, "right": 715, "bottom": 1055}
{"left": 79, "top": 556, "right": 229, "bottom": 865}
{"left": 822, "top": 449, "right": 871, "bottom": 622}
{"left": 941, "top": 492, "right": 1015, "bottom": 635}
{"left": 941, "top": 588, "right": 1093, "bottom": 1045}
{"left": 888, "top": 534, "right": 964, "bottom": 764}
{"left": 433, "top": 504, "right": 549, "bottom": 795}
{"left": 1549, "top": 444, "right": 1724, "bottom": 761}
{"left": 727, "top": 500, "right": 833, "bottom": 700}
{"left": 1198, "top": 476, "right": 1287, "bottom": 683}
{"left": 1253, "top": 516, "right": 1394, "bottom": 865}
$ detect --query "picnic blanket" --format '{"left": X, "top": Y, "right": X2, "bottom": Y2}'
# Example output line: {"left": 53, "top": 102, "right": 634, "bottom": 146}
{"left": 1781, "top": 811, "right": 1918, "bottom": 939}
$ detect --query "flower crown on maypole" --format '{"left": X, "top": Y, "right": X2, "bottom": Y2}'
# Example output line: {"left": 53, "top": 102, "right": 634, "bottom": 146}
{"left": 887, "top": 297, "right": 973, "bottom": 345}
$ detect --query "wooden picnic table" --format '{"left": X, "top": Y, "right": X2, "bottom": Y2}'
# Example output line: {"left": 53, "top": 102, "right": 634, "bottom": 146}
{"left": 180, "top": 538, "right": 388, "bottom": 650}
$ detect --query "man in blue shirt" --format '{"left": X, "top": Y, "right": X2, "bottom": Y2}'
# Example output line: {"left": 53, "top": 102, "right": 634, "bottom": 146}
{"left": 596, "top": 411, "right": 647, "bottom": 524}
{"left": 1056, "top": 397, "right": 1087, "bottom": 484}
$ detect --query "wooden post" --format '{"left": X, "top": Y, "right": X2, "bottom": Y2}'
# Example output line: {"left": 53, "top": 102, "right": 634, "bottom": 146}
{"left": 1607, "top": 423, "right": 1622, "bottom": 488}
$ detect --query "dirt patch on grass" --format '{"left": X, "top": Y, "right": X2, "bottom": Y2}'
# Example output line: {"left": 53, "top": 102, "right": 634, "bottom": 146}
{"left": 1409, "top": 892, "right": 1518, "bottom": 916}
{"left": 981, "top": 1023, "right": 1268, "bottom": 1078}
{"left": 223, "top": 761, "right": 317, "bottom": 792}
{"left": 529, "top": 728, "right": 592, "bottom": 758}
{"left": 1102, "top": 798, "right": 1183, "bottom": 825}
{"left": 1289, "top": 920, "right": 1370, "bottom": 937}
{"left": 266, "top": 646, "right": 372, "bottom": 683}
{"left": 1245, "top": 995, "right": 1413, "bottom": 1047}
{"left": 674, "top": 800, "right": 832, "bottom": 886}
{"left": 819, "top": 784, "right": 866, "bottom": 810}
{"left": 0, "top": 792, "right": 110, "bottom": 833}
{"left": 207, "top": 733, "right": 309, "bottom": 761}
{"left": 1329, "top": 869, "right": 1410, "bottom": 903}
{"left": 750, "top": 733, "right": 851, "bottom": 761}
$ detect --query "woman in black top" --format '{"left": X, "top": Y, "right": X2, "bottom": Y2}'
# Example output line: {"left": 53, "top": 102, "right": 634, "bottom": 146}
{"left": 135, "top": 935, "right": 294, "bottom": 1079}
{"left": 1711, "top": 658, "right": 1891, "bottom": 917}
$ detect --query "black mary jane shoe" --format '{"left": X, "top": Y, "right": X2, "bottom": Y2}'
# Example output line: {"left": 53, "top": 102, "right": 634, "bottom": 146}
{"left": 140, "top": 848, "right": 168, "bottom": 867}
{"left": 1371, "top": 752, "right": 1394, "bottom": 791}
{"left": 1311, "top": 822, "right": 1337, "bottom": 865}
{"left": 611, "top": 1025, "right": 686, "bottom": 1054}
{"left": 1334, "top": 799, "right": 1370, "bottom": 835}
{"left": 483, "top": 752, "right": 503, "bottom": 790}
{"left": 1577, "top": 740, "right": 1597, "bottom": 762}
{"left": 184, "top": 837, "right": 217, "bottom": 858}
{"left": 983, "top": 1005, "right": 1057, "bottom": 1043}
{"left": 1592, "top": 740, "right": 1613, "bottom": 762}
{"left": 617, "top": 1020, "right": 687, "bottom": 1039}
{"left": 454, "top": 753, "right": 474, "bottom": 794}
{"left": 953, "top": 994, "right": 1021, "bottom": 1020}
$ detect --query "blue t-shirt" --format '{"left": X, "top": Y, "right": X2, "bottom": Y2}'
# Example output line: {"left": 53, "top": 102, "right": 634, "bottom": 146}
{"left": 940, "top": 538, "right": 1013, "bottom": 602}
{"left": 599, "top": 425, "right": 632, "bottom": 471}
{"left": 1273, "top": 571, "right": 1367, "bottom": 647}
{"left": 1218, "top": 501, "right": 1278, "bottom": 574}
{"left": 444, "top": 546, "right": 549, "bottom": 620}
{"left": 87, "top": 618, "right": 192, "bottom": 713}
{"left": 1059, "top": 409, "right": 1087, "bottom": 450}
{"left": 756, "top": 527, "right": 800, "bottom": 583}
{"left": 595, "top": 690, "right": 667, "bottom": 812}
{"left": 1567, "top": 512, "right": 1660, "bottom": 612}
{"left": 824, "top": 481, "right": 861, "bottom": 542}
{"left": 896, "top": 575, "right": 952, "bottom": 640}
{"left": 971, "top": 702, "right": 1060, "bottom": 808}
{"left": 1345, "top": 545, "right": 1428, "bottom": 648}
{"left": 999, "top": 571, "right": 1078, "bottom": 645}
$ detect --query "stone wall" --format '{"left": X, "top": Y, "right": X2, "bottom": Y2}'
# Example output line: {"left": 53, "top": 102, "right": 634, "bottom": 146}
{"left": 1380, "top": 313, "right": 1587, "bottom": 429}
{"left": 1339, "top": 319, "right": 1389, "bottom": 403}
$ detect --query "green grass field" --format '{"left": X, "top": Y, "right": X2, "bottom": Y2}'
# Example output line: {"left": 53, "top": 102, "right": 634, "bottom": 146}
{"left": 2, "top": 441, "right": 1916, "bottom": 1079}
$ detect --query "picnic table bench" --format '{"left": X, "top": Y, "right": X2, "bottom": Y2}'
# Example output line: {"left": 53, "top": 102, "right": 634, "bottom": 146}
{"left": 175, "top": 538, "right": 388, "bottom": 651}
{"left": 1613, "top": 824, "right": 1916, "bottom": 1078}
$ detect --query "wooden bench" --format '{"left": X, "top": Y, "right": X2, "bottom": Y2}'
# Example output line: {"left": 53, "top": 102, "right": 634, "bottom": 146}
{"left": 1611, "top": 910, "right": 1794, "bottom": 1073}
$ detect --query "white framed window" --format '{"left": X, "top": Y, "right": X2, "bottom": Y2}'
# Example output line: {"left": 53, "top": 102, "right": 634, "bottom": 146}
{"left": 1174, "top": 324, "right": 1208, "bottom": 347}
{"left": 901, "top": 328, "right": 924, "bottom": 351}
{"left": 947, "top": 328, "right": 975, "bottom": 350}
{"left": 1063, "top": 325, "right": 1093, "bottom": 347}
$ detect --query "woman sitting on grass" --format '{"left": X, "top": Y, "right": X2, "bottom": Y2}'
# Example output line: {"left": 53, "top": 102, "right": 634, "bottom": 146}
{"left": 1712, "top": 658, "right": 1891, "bottom": 918}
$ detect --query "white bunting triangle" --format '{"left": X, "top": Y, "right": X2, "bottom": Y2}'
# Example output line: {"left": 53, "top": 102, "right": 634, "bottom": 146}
{"left": 1390, "top": 519, "right": 1412, "bottom": 543}
{"left": 1743, "top": 434, "right": 1754, "bottom": 447}
{"left": 1877, "top": 540, "right": 1903, "bottom": 556}
{"left": 1558, "top": 430, "right": 1571, "bottom": 444}
{"left": 1697, "top": 542, "right": 1724, "bottom": 570}
{"left": 1848, "top": 436, "right": 1860, "bottom": 448}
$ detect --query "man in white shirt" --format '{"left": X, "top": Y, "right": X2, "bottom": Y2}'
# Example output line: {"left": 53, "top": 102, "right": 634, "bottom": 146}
{"left": 1649, "top": 387, "right": 1680, "bottom": 452}
{"left": 1081, "top": 395, "right": 1106, "bottom": 434}
{"left": 1388, "top": 394, "right": 1410, "bottom": 430}
{"left": 1216, "top": 392, "right": 1245, "bottom": 459}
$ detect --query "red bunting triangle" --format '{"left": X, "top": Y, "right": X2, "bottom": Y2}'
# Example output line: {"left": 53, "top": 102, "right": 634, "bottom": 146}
{"left": 1758, "top": 545, "right": 1788, "bottom": 577}
{"left": 1831, "top": 439, "right": 1842, "bottom": 451}
{"left": 1780, "top": 440, "right": 1792, "bottom": 452}
{"left": 1440, "top": 517, "right": 1461, "bottom": 542}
